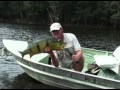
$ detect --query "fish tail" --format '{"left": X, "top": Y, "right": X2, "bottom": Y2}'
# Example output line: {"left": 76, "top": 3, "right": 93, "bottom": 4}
{"left": 1, "top": 47, "right": 8, "bottom": 59}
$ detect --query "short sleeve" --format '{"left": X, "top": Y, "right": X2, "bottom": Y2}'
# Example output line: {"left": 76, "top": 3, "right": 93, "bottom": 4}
{"left": 72, "top": 34, "right": 82, "bottom": 51}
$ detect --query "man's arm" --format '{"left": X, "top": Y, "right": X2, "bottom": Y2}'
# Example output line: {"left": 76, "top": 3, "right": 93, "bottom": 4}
{"left": 72, "top": 50, "right": 83, "bottom": 62}
{"left": 47, "top": 50, "right": 59, "bottom": 67}
{"left": 72, "top": 34, "right": 83, "bottom": 62}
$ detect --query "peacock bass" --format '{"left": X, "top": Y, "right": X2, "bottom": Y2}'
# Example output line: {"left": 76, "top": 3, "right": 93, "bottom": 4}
{"left": 19, "top": 37, "right": 66, "bottom": 58}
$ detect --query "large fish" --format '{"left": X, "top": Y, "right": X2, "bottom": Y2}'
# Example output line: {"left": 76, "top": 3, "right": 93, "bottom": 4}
{"left": 19, "top": 37, "right": 66, "bottom": 58}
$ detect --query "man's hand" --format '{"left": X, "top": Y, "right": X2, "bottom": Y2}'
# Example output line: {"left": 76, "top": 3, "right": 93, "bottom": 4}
{"left": 45, "top": 47, "right": 53, "bottom": 55}
{"left": 71, "top": 50, "right": 82, "bottom": 62}
{"left": 45, "top": 47, "right": 51, "bottom": 52}
{"left": 45, "top": 46, "right": 59, "bottom": 67}
{"left": 72, "top": 54, "right": 80, "bottom": 62}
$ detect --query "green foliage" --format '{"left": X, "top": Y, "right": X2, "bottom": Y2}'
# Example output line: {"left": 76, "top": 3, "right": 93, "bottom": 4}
{"left": 0, "top": 1, "right": 120, "bottom": 28}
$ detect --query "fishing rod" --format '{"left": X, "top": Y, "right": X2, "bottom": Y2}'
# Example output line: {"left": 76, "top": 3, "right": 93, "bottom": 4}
{"left": 47, "top": 7, "right": 59, "bottom": 24}
{"left": 47, "top": 8, "right": 53, "bottom": 24}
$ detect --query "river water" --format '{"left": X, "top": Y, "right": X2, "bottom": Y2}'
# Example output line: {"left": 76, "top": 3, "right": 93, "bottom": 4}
{"left": 0, "top": 23, "right": 120, "bottom": 89}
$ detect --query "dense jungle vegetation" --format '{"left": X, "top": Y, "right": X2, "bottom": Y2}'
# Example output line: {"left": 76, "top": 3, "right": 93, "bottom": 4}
{"left": 0, "top": 1, "right": 120, "bottom": 29}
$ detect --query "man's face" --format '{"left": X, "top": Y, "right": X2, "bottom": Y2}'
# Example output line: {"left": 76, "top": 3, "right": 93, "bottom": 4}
{"left": 51, "top": 29, "right": 63, "bottom": 40}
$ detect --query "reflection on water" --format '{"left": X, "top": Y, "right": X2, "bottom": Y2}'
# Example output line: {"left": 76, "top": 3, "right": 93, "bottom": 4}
{"left": 11, "top": 73, "right": 60, "bottom": 89}
{"left": 0, "top": 23, "right": 120, "bottom": 89}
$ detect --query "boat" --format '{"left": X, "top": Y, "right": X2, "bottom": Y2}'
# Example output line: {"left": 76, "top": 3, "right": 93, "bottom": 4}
{"left": 2, "top": 39, "right": 120, "bottom": 89}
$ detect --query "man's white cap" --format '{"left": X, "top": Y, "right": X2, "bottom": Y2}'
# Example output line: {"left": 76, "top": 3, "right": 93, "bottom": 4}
{"left": 50, "top": 23, "right": 62, "bottom": 32}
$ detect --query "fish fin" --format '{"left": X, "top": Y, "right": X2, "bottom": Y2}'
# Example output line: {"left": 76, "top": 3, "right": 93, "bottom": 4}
{"left": 27, "top": 40, "right": 33, "bottom": 44}
{"left": 29, "top": 54, "right": 32, "bottom": 58}
{"left": 19, "top": 51, "right": 24, "bottom": 58}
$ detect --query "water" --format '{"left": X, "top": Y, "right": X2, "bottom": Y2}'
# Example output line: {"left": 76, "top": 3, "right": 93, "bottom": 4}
{"left": 0, "top": 23, "right": 120, "bottom": 89}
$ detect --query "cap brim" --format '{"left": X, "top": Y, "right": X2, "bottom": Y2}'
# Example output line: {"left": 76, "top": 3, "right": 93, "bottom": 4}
{"left": 50, "top": 28, "right": 60, "bottom": 32}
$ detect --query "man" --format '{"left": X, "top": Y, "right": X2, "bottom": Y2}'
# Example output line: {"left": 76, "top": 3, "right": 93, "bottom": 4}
{"left": 46, "top": 22, "right": 84, "bottom": 72}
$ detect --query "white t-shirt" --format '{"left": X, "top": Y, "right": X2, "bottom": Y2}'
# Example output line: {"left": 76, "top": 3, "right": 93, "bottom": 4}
{"left": 54, "top": 33, "right": 82, "bottom": 68}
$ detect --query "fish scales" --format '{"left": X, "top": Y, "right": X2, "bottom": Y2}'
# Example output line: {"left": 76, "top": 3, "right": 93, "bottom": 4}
{"left": 19, "top": 37, "right": 66, "bottom": 58}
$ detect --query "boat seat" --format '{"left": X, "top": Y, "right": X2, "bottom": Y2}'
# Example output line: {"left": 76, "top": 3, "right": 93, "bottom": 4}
{"left": 94, "top": 46, "right": 120, "bottom": 74}
{"left": 28, "top": 53, "right": 49, "bottom": 63}
{"left": 94, "top": 55, "right": 118, "bottom": 68}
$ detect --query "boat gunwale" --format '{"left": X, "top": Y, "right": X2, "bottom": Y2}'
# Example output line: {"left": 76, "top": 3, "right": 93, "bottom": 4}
{"left": 17, "top": 60, "right": 114, "bottom": 89}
